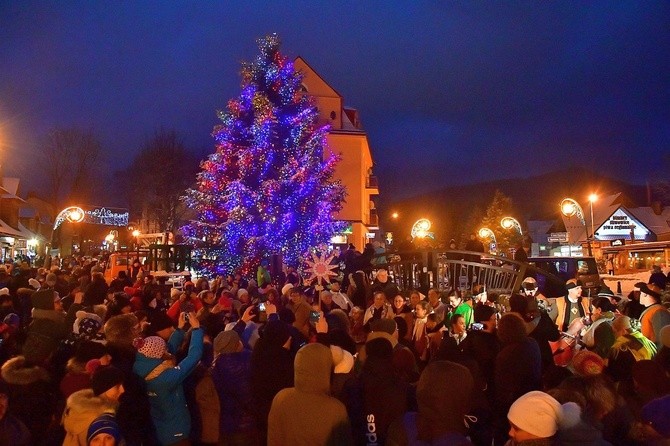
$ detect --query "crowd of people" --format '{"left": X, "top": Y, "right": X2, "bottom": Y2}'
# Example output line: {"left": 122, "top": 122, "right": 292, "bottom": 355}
{"left": 0, "top": 255, "right": 669, "bottom": 446}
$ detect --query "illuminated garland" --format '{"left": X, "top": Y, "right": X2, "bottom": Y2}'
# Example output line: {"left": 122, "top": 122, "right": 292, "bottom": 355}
{"left": 182, "top": 35, "right": 346, "bottom": 276}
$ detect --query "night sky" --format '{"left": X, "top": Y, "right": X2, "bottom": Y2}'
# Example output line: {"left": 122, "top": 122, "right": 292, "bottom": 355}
{"left": 1, "top": 2, "right": 668, "bottom": 204}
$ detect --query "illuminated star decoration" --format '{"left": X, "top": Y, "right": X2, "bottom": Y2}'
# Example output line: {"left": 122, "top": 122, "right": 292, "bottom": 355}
{"left": 303, "top": 252, "right": 338, "bottom": 285}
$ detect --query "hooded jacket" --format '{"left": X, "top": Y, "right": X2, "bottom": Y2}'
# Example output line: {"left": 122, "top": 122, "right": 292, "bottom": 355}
{"left": 268, "top": 343, "right": 353, "bottom": 446}
{"left": 0, "top": 356, "right": 55, "bottom": 440}
{"left": 133, "top": 328, "right": 204, "bottom": 445}
{"left": 62, "top": 389, "right": 118, "bottom": 446}
{"left": 386, "top": 360, "right": 474, "bottom": 445}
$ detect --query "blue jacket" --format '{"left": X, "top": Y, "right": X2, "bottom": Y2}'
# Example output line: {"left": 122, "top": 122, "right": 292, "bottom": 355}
{"left": 133, "top": 328, "right": 204, "bottom": 445}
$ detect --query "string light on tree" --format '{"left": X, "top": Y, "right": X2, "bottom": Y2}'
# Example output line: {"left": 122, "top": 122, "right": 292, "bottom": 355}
{"left": 181, "top": 35, "right": 346, "bottom": 276}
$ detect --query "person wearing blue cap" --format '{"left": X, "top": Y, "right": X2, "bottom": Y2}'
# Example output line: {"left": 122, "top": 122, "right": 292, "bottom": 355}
{"left": 87, "top": 413, "right": 122, "bottom": 445}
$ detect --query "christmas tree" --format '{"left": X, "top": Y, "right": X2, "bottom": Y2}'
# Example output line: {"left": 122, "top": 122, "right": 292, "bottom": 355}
{"left": 182, "top": 35, "right": 346, "bottom": 276}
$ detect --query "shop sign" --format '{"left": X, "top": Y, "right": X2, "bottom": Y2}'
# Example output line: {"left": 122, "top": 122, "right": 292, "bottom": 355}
{"left": 610, "top": 239, "right": 626, "bottom": 247}
{"left": 597, "top": 208, "right": 649, "bottom": 239}
{"left": 548, "top": 232, "right": 569, "bottom": 242}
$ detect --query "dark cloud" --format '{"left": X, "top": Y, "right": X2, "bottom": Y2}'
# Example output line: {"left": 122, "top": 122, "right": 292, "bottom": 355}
{"left": 0, "top": 2, "right": 668, "bottom": 202}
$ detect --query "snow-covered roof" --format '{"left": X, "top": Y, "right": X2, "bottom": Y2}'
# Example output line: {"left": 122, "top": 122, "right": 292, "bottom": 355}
{"left": 628, "top": 206, "right": 670, "bottom": 236}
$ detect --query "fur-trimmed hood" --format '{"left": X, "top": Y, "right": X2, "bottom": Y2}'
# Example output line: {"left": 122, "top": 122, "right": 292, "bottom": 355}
{"left": 65, "top": 388, "right": 117, "bottom": 415}
{"left": 63, "top": 389, "right": 117, "bottom": 443}
{"left": 1, "top": 355, "right": 51, "bottom": 385}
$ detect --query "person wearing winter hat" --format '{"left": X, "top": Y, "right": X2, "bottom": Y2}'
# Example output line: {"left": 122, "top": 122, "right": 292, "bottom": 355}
{"left": 211, "top": 329, "right": 258, "bottom": 443}
{"left": 60, "top": 341, "right": 110, "bottom": 399}
{"left": 61, "top": 362, "right": 124, "bottom": 446}
{"left": 507, "top": 391, "right": 581, "bottom": 445}
{"left": 28, "top": 278, "right": 41, "bottom": 290}
{"left": 145, "top": 311, "right": 175, "bottom": 340}
{"left": 570, "top": 350, "right": 605, "bottom": 377}
{"left": 23, "top": 288, "right": 68, "bottom": 364}
{"left": 87, "top": 413, "right": 123, "bottom": 445}
{"left": 133, "top": 311, "right": 203, "bottom": 446}
{"left": 638, "top": 282, "right": 670, "bottom": 346}
{"left": 73, "top": 311, "right": 104, "bottom": 342}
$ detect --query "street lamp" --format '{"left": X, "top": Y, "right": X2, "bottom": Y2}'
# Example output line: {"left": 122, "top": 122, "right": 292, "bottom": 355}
{"left": 392, "top": 212, "right": 399, "bottom": 219}
{"left": 588, "top": 193, "right": 598, "bottom": 246}
{"left": 500, "top": 217, "right": 523, "bottom": 235}
{"left": 132, "top": 229, "right": 141, "bottom": 260}
{"left": 560, "top": 197, "right": 591, "bottom": 256}
{"left": 411, "top": 218, "right": 432, "bottom": 239}
{"left": 478, "top": 227, "right": 497, "bottom": 253}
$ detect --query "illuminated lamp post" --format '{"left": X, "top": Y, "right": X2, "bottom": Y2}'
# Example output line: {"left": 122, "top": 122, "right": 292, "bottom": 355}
{"left": 132, "top": 229, "right": 141, "bottom": 260}
{"left": 411, "top": 218, "right": 433, "bottom": 239}
{"left": 51, "top": 206, "right": 86, "bottom": 255}
{"left": 588, "top": 193, "right": 598, "bottom": 250}
{"left": 500, "top": 217, "right": 523, "bottom": 235}
{"left": 478, "top": 227, "right": 497, "bottom": 254}
{"left": 560, "top": 197, "right": 591, "bottom": 256}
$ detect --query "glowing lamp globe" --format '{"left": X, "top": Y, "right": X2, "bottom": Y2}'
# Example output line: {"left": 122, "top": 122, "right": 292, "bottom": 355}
{"left": 561, "top": 202, "right": 576, "bottom": 217}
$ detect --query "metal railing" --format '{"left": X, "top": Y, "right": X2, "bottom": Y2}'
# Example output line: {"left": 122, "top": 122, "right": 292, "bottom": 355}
{"left": 371, "top": 250, "right": 567, "bottom": 297}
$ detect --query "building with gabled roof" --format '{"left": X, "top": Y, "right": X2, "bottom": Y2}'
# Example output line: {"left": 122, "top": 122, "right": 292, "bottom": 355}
{"left": 294, "top": 57, "right": 379, "bottom": 251}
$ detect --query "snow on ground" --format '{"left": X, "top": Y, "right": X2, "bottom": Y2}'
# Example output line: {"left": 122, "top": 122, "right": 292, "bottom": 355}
{"left": 602, "top": 272, "right": 652, "bottom": 296}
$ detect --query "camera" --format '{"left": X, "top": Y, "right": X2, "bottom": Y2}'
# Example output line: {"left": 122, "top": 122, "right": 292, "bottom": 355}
{"left": 471, "top": 322, "right": 484, "bottom": 331}
{"left": 309, "top": 310, "right": 320, "bottom": 323}
{"left": 258, "top": 302, "right": 266, "bottom": 312}
{"left": 182, "top": 312, "right": 190, "bottom": 322}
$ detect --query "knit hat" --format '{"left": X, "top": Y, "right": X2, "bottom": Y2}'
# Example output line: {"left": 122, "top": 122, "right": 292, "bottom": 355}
{"left": 28, "top": 278, "right": 41, "bottom": 290}
{"left": 508, "top": 391, "right": 581, "bottom": 438}
{"left": 330, "top": 345, "right": 354, "bottom": 373}
{"left": 213, "top": 330, "right": 241, "bottom": 354}
{"left": 237, "top": 288, "right": 248, "bottom": 298}
{"left": 571, "top": 350, "right": 605, "bottom": 376}
{"left": 91, "top": 364, "right": 124, "bottom": 396}
{"left": 147, "top": 312, "right": 174, "bottom": 335}
{"left": 370, "top": 318, "right": 397, "bottom": 335}
{"left": 660, "top": 325, "right": 670, "bottom": 349}
{"left": 73, "top": 311, "right": 103, "bottom": 340}
{"left": 135, "top": 336, "right": 167, "bottom": 359}
{"left": 281, "top": 283, "right": 293, "bottom": 296}
{"left": 87, "top": 413, "right": 122, "bottom": 444}
{"left": 642, "top": 395, "right": 670, "bottom": 438}
{"left": 0, "top": 288, "right": 9, "bottom": 296}
{"left": 261, "top": 320, "right": 291, "bottom": 347}
{"left": 104, "top": 314, "right": 139, "bottom": 346}
{"left": 32, "top": 289, "right": 58, "bottom": 310}
{"left": 46, "top": 273, "right": 57, "bottom": 286}
{"left": 170, "top": 288, "right": 181, "bottom": 300}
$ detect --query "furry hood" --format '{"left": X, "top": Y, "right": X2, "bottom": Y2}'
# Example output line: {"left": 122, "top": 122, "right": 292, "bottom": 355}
{"left": 1, "top": 355, "right": 51, "bottom": 385}
{"left": 63, "top": 389, "right": 117, "bottom": 437}
{"left": 65, "top": 388, "right": 118, "bottom": 415}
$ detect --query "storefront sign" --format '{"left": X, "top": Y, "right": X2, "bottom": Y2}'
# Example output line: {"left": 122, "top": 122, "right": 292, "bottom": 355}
{"left": 597, "top": 208, "right": 649, "bottom": 240}
{"left": 610, "top": 239, "right": 626, "bottom": 247}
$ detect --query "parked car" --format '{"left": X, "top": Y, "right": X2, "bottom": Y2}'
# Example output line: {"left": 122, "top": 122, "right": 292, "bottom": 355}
{"left": 527, "top": 256, "right": 600, "bottom": 297}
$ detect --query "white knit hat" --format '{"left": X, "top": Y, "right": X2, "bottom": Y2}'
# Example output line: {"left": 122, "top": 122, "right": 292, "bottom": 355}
{"left": 508, "top": 391, "right": 581, "bottom": 438}
{"left": 330, "top": 345, "right": 354, "bottom": 374}
{"left": 28, "top": 278, "right": 41, "bottom": 290}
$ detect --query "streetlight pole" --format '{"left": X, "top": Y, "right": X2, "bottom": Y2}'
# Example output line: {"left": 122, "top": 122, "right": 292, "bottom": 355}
{"left": 588, "top": 194, "right": 597, "bottom": 258}
{"left": 560, "top": 198, "right": 589, "bottom": 256}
